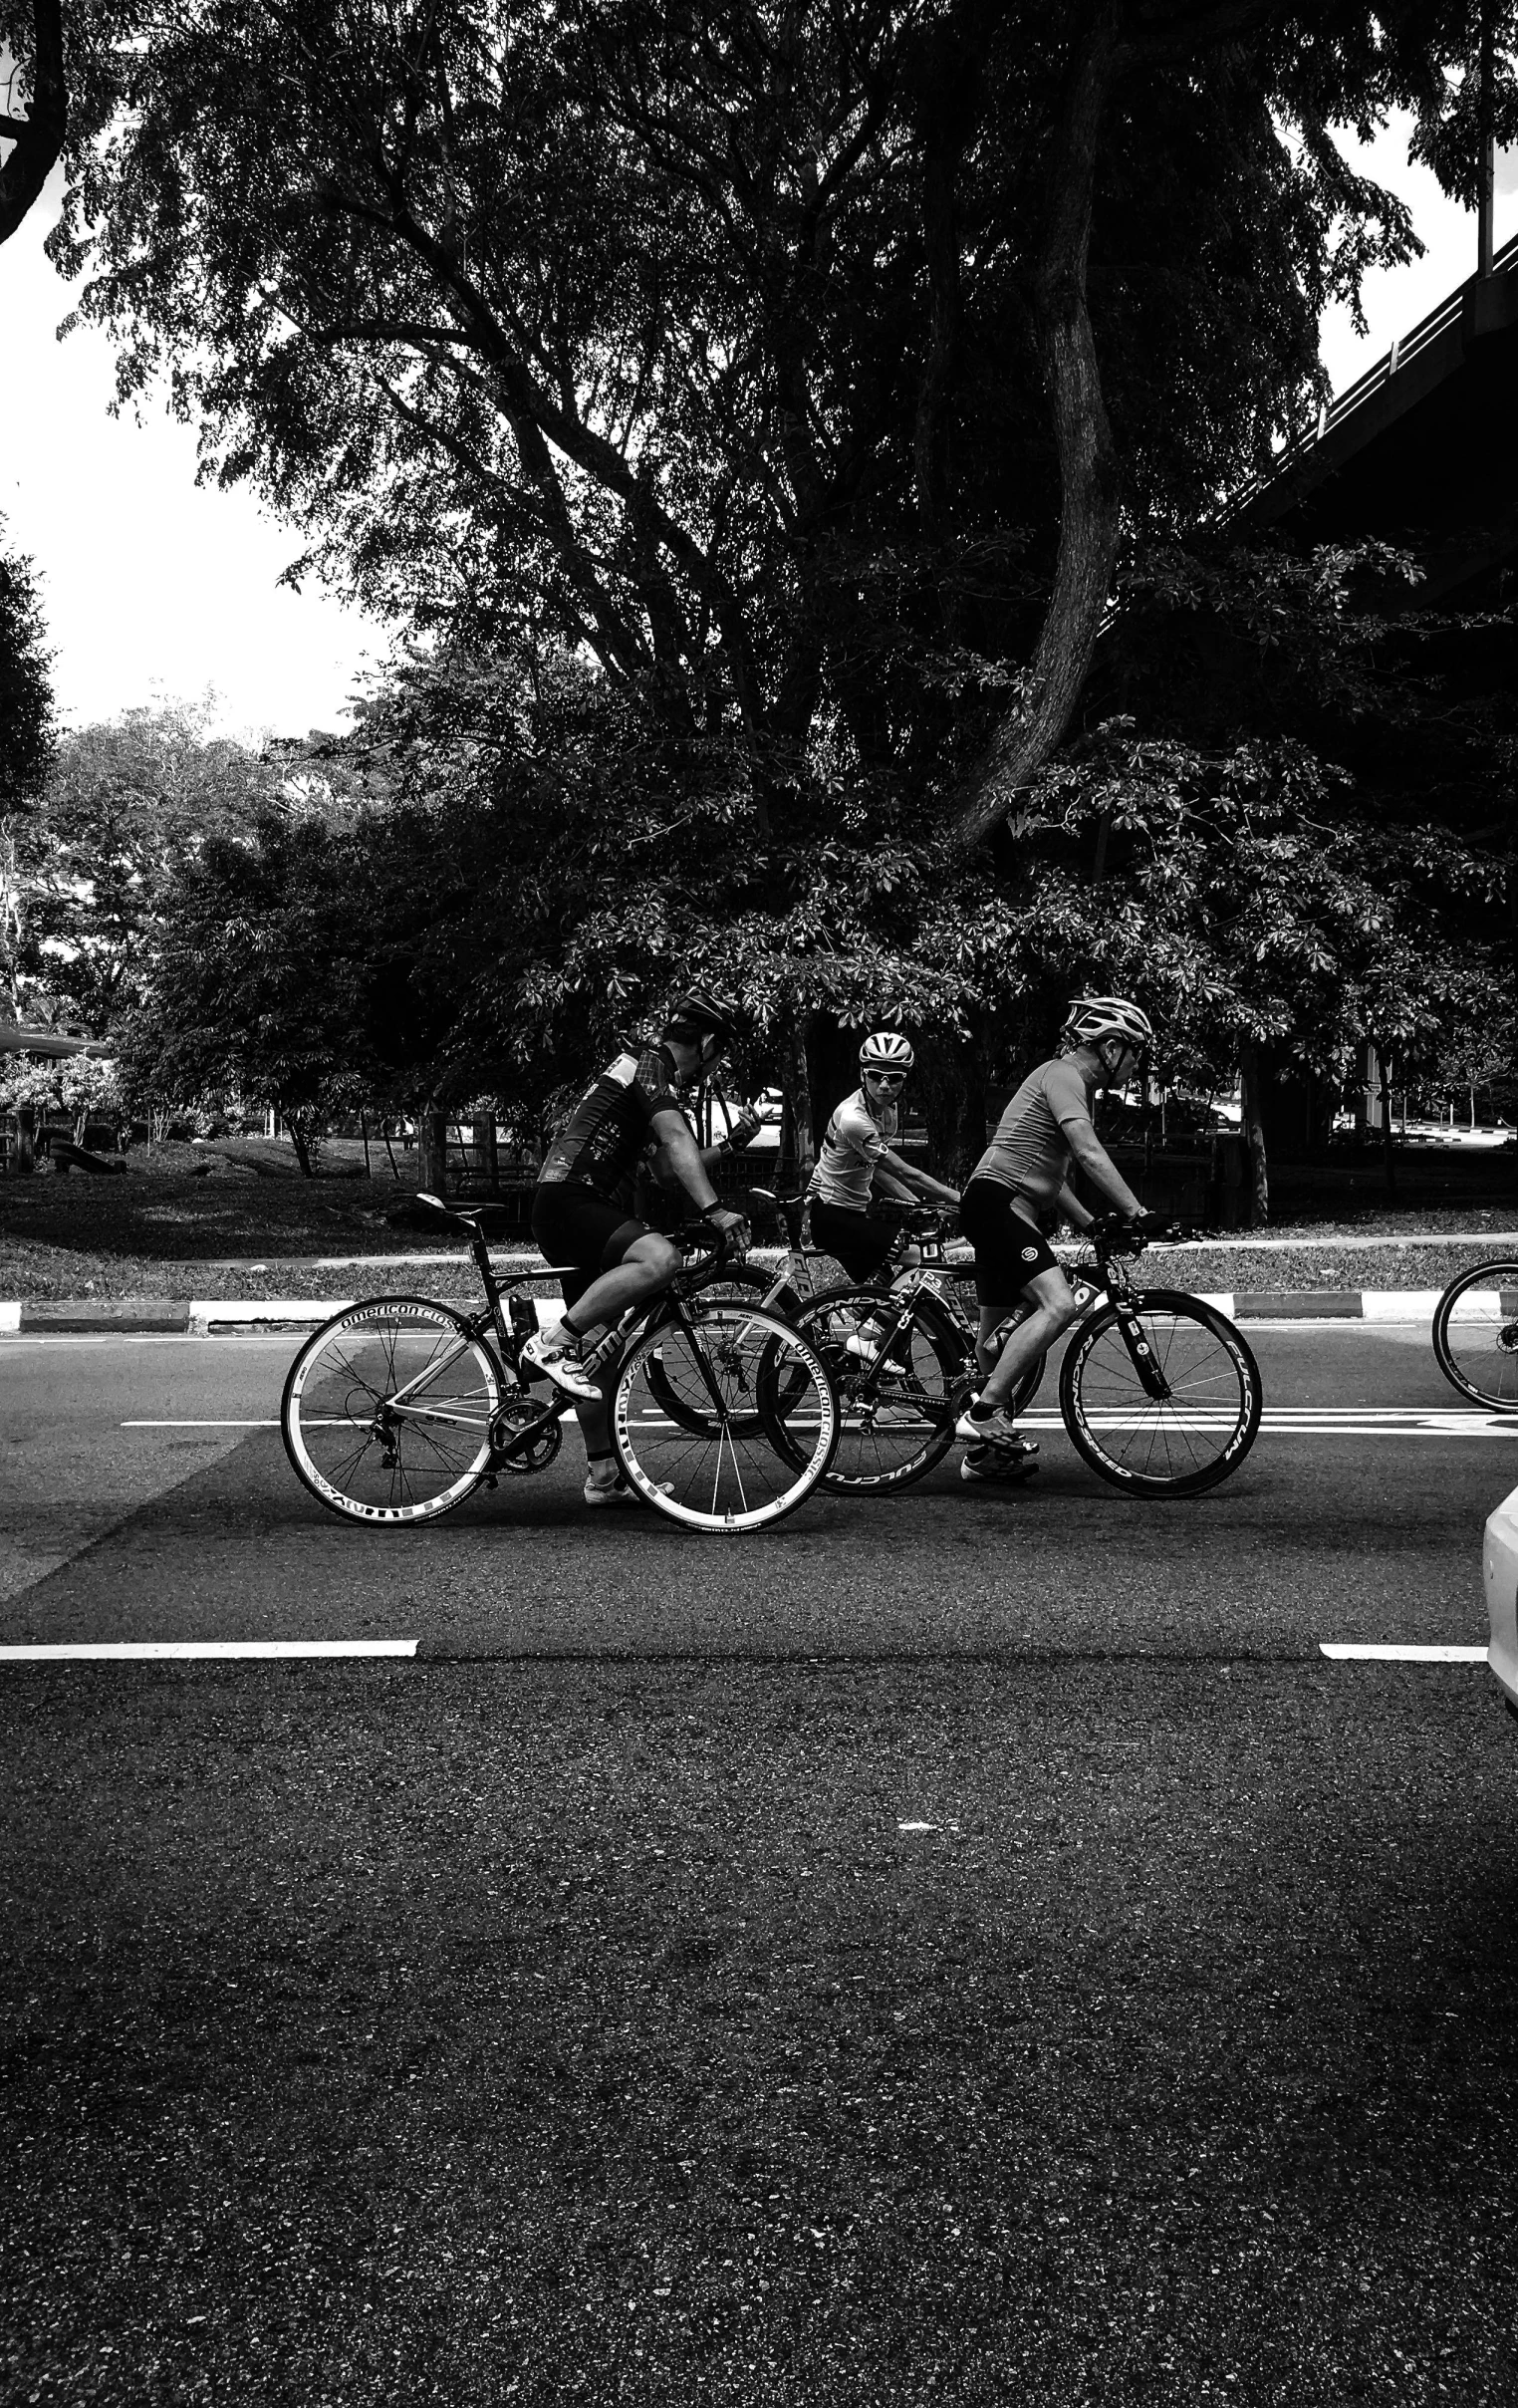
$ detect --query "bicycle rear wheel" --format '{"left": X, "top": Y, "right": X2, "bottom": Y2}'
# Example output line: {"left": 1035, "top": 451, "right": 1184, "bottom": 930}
{"left": 611, "top": 1299, "right": 837, "bottom": 1531}
{"left": 282, "top": 1295, "right": 502, "bottom": 1523}
{"left": 794, "top": 1284, "right": 965, "bottom": 1493}
{"left": 1432, "top": 1259, "right": 1518, "bottom": 1410}
{"left": 1058, "top": 1290, "right": 1261, "bottom": 1497}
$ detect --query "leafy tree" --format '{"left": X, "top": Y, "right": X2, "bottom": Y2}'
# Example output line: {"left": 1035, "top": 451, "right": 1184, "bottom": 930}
{"left": 0, "top": 513, "right": 56, "bottom": 1018}
{"left": 11, "top": 702, "right": 291, "bottom": 1033}
{"left": 37, "top": 0, "right": 1497, "bottom": 842}
{"left": 113, "top": 808, "right": 381, "bottom": 1172}
{"left": 0, "top": 1046, "right": 121, "bottom": 1143}
{"left": 946, "top": 721, "right": 1514, "bottom": 1216}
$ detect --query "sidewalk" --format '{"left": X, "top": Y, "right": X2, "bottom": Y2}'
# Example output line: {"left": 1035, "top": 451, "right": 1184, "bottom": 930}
{"left": 5, "top": 1233, "right": 1509, "bottom": 1332}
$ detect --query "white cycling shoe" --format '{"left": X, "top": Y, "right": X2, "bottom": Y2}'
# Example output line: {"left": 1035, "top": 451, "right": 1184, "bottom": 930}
{"left": 961, "top": 1444, "right": 1038, "bottom": 1486}
{"left": 844, "top": 1329, "right": 906, "bottom": 1378}
{"left": 584, "top": 1470, "right": 672, "bottom": 1508}
{"left": 953, "top": 1397, "right": 1038, "bottom": 1459}
{"left": 522, "top": 1326, "right": 601, "bottom": 1402}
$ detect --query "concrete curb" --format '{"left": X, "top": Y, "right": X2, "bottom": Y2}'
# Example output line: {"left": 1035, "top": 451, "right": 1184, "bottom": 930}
{"left": 0, "top": 1284, "right": 1473, "bottom": 1334}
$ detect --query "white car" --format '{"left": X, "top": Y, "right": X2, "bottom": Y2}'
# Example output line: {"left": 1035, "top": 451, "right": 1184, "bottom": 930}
{"left": 1482, "top": 1484, "right": 1518, "bottom": 1720}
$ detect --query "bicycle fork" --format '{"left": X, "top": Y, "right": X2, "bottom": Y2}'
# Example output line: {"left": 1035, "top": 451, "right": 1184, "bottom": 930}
{"left": 1109, "top": 1299, "right": 1172, "bottom": 1402}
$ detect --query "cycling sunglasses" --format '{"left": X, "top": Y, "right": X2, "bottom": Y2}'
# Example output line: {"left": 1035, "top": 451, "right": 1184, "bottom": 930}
{"left": 865, "top": 1068, "right": 907, "bottom": 1090}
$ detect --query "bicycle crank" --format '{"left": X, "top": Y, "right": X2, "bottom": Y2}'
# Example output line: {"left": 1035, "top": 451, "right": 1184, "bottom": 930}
{"left": 490, "top": 1395, "right": 564, "bottom": 1474}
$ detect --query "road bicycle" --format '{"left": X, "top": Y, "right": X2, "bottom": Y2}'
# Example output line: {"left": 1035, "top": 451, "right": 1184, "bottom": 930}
{"left": 280, "top": 1196, "right": 840, "bottom": 1535}
{"left": 1431, "top": 1255, "right": 1518, "bottom": 1410}
{"left": 769, "top": 1207, "right": 1263, "bottom": 1498}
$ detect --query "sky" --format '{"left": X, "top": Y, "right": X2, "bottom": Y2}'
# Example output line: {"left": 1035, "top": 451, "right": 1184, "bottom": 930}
{"left": 1, "top": 110, "right": 1516, "bottom": 747}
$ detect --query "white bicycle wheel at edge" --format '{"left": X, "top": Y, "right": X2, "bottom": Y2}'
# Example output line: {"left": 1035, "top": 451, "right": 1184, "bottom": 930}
{"left": 282, "top": 1294, "right": 502, "bottom": 1524}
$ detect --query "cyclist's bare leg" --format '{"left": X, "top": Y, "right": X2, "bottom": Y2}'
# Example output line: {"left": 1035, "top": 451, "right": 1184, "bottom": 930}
{"left": 976, "top": 1265, "right": 1081, "bottom": 1408}
{"left": 562, "top": 1232, "right": 680, "bottom": 1343}
{"left": 571, "top": 1375, "right": 615, "bottom": 1461}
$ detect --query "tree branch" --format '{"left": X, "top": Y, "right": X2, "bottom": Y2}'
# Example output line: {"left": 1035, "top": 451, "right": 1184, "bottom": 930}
{"left": 0, "top": 0, "right": 66, "bottom": 250}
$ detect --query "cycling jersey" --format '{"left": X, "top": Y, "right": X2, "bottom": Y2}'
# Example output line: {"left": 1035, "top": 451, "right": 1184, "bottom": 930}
{"left": 973, "top": 1057, "right": 1095, "bottom": 1220}
{"left": 808, "top": 1087, "right": 897, "bottom": 1211}
{"left": 537, "top": 1045, "right": 685, "bottom": 1200}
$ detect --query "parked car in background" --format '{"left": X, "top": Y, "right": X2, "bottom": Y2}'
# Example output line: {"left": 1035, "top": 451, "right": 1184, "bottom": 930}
{"left": 1481, "top": 1484, "right": 1518, "bottom": 1721}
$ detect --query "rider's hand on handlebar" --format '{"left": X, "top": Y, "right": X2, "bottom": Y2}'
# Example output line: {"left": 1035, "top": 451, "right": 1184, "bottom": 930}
{"left": 706, "top": 1206, "right": 750, "bottom": 1252}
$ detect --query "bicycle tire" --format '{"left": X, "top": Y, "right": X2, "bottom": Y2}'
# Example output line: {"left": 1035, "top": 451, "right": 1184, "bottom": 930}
{"left": 610, "top": 1298, "right": 838, "bottom": 1531}
{"left": 790, "top": 1283, "right": 967, "bottom": 1493}
{"left": 641, "top": 1264, "right": 805, "bottom": 1436}
{"left": 1058, "top": 1289, "right": 1261, "bottom": 1498}
{"left": 282, "top": 1294, "right": 503, "bottom": 1524}
{"left": 1432, "top": 1258, "right": 1518, "bottom": 1410}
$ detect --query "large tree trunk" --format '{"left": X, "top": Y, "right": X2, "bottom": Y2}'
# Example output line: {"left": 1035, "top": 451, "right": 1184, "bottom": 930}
{"left": 417, "top": 1106, "right": 450, "bottom": 1198}
{"left": 1238, "top": 1042, "right": 1269, "bottom": 1226}
{"left": 948, "top": 3, "right": 1122, "bottom": 848}
{"left": 0, "top": 0, "right": 66, "bottom": 249}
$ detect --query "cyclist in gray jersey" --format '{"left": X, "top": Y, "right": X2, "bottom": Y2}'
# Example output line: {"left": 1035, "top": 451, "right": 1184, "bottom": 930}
{"left": 955, "top": 996, "right": 1152, "bottom": 1472}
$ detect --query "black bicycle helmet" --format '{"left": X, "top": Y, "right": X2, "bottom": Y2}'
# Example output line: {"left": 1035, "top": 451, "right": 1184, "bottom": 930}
{"left": 664, "top": 985, "right": 741, "bottom": 1044}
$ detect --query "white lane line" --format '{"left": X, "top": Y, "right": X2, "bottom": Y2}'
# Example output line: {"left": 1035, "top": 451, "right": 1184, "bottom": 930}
{"left": 124, "top": 1419, "right": 278, "bottom": 1428}
{"left": 1319, "top": 1643, "right": 1488, "bottom": 1663}
{"left": 0, "top": 1640, "right": 418, "bottom": 1662}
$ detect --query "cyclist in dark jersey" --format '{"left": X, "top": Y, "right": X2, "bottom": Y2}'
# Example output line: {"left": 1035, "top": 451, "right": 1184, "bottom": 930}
{"left": 525, "top": 988, "right": 749, "bottom": 1504}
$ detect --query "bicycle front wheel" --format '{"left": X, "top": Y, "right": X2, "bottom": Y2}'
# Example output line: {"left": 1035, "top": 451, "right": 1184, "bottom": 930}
{"left": 641, "top": 1264, "right": 801, "bottom": 1437}
{"left": 282, "top": 1295, "right": 502, "bottom": 1524}
{"left": 1432, "top": 1259, "right": 1518, "bottom": 1410}
{"left": 1058, "top": 1289, "right": 1261, "bottom": 1497}
{"left": 611, "top": 1300, "right": 838, "bottom": 1531}
{"left": 795, "top": 1284, "right": 965, "bottom": 1493}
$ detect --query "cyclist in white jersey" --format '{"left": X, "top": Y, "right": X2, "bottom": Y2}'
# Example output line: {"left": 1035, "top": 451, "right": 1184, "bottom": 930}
{"left": 807, "top": 1033, "right": 960, "bottom": 1366}
{"left": 809, "top": 1032, "right": 959, "bottom": 1269}
{"left": 955, "top": 996, "right": 1152, "bottom": 1475}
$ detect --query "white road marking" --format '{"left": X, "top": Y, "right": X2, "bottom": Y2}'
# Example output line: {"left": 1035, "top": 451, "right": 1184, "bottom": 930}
{"left": 117, "top": 1407, "right": 1518, "bottom": 1440}
{"left": 1018, "top": 1408, "right": 1518, "bottom": 1437}
{"left": 0, "top": 1640, "right": 418, "bottom": 1662}
{"left": 1318, "top": 1643, "right": 1488, "bottom": 1663}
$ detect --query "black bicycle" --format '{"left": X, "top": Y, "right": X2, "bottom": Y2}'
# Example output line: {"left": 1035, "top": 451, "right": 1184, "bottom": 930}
{"left": 781, "top": 1210, "right": 1263, "bottom": 1498}
{"left": 281, "top": 1197, "right": 839, "bottom": 1534}
{"left": 1431, "top": 1255, "right": 1518, "bottom": 1410}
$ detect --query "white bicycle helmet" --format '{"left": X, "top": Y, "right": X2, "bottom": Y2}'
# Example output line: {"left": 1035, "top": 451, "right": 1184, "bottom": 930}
{"left": 859, "top": 1031, "right": 915, "bottom": 1072}
{"left": 1061, "top": 995, "right": 1154, "bottom": 1051}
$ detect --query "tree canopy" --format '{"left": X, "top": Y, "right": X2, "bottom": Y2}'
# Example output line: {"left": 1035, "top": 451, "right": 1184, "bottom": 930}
{"left": 27, "top": 0, "right": 1514, "bottom": 834}
{"left": 0, "top": 514, "right": 56, "bottom": 1019}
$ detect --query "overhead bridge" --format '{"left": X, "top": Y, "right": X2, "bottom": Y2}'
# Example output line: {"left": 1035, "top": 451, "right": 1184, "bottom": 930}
{"left": 1234, "top": 227, "right": 1518, "bottom": 606}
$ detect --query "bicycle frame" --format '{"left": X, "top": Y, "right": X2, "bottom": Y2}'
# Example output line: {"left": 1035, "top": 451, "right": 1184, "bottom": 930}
{"left": 809, "top": 1210, "right": 1184, "bottom": 1411}
{"left": 401, "top": 1199, "right": 750, "bottom": 1465}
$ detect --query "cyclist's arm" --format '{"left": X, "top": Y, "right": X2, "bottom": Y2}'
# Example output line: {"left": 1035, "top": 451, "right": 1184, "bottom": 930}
{"left": 871, "top": 1164, "right": 917, "bottom": 1204}
{"left": 647, "top": 1107, "right": 720, "bottom": 1210}
{"left": 1056, "top": 1182, "right": 1097, "bottom": 1232}
{"left": 1063, "top": 1122, "right": 1143, "bottom": 1219}
{"left": 647, "top": 1137, "right": 724, "bottom": 1186}
{"left": 874, "top": 1145, "right": 959, "bottom": 1205}
{"left": 1048, "top": 1061, "right": 1143, "bottom": 1220}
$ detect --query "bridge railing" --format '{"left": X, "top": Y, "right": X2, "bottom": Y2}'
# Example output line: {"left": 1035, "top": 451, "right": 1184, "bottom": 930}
{"left": 1222, "top": 225, "right": 1518, "bottom": 521}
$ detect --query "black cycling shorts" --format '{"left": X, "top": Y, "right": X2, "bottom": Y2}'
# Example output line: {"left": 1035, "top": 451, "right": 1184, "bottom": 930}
{"left": 958, "top": 1178, "right": 1061, "bottom": 1305}
{"left": 532, "top": 1182, "right": 649, "bottom": 1311}
{"left": 809, "top": 1199, "right": 902, "bottom": 1285}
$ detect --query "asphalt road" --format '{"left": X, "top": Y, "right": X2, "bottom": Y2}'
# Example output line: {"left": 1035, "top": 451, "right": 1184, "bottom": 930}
{"left": 2, "top": 1325, "right": 1516, "bottom": 2405}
